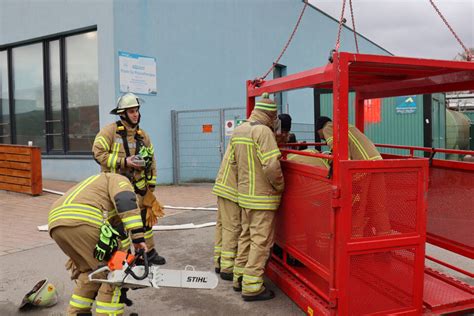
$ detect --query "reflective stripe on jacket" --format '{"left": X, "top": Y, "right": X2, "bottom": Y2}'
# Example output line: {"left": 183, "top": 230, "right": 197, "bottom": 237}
{"left": 212, "top": 145, "right": 238, "bottom": 202}
{"left": 287, "top": 149, "right": 330, "bottom": 169}
{"left": 231, "top": 116, "right": 284, "bottom": 210}
{"left": 48, "top": 173, "right": 144, "bottom": 241}
{"left": 92, "top": 121, "right": 157, "bottom": 188}
{"left": 322, "top": 122, "right": 382, "bottom": 161}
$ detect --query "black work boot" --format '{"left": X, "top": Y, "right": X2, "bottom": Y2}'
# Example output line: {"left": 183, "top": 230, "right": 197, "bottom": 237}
{"left": 233, "top": 276, "right": 242, "bottom": 292}
{"left": 215, "top": 257, "right": 221, "bottom": 274}
{"left": 242, "top": 288, "right": 275, "bottom": 302}
{"left": 220, "top": 271, "right": 233, "bottom": 281}
{"left": 136, "top": 248, "right": 166, "bottom": 266}
{"left": 147, "top": 248, "right": 166, "bottom": 265}
{"left": 119, "top": 288, "right": 133, "bottom": 306}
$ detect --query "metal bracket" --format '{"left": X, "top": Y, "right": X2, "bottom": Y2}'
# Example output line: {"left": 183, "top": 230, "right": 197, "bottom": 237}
{"left": 429, "top": 148, "right": 436, "bottom": 166}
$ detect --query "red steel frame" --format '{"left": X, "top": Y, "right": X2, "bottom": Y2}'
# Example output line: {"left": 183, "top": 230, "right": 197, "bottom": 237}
{"left": 246, "top": 52, "right": 474, "bottom": 315}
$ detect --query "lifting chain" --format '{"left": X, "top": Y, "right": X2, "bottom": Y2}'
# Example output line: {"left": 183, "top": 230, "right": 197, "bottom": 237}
{"left": 334, "top": 0, "right": 347, "bottom": 52}
{"left": 257, "top": 1, "right": 309, "bottom": 81}
{"left": 348, "top": 0, "right": 359, "bottom": 53}
{"left": 333, "top": 0, "right": 359, "bottom": 57}
{"left": 428, "top": 0, "right": 472, "bottom": 61}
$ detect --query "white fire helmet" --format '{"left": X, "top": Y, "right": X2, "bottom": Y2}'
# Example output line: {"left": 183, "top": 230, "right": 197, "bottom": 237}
{"left": 19, "top": 279, "right": 58, "bottom": 310}
{"left": 110, "top": 93, "right": 142, "bottom": 115}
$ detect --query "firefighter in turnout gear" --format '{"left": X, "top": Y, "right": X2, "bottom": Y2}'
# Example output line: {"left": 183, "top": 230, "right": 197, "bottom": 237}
{"left": 316, "top": 117, "right": 391, "bottom": 238}
{"left": 212, "top": 133, "right": 240, "bottom": 281}
{"left": 92, "top": 93, "right": 166, "bottom": 265}
{"left": 287, "top": 148, "right": 330, "bottom": 169}
{"left": 48, "top": 173, "right": 147, "bottom": 316}
{"left": 213, "top": 114, "right": 292, "bottom": 282}
{"left": 232, "top": 93, "right": 284, "bottom": 301}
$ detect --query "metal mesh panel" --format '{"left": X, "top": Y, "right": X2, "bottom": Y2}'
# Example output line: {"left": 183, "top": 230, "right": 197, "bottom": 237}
{"left": 177, "top": 110, "right": 221, "bottom": 182}
{"left": 349, "top": 249, "right": 415, "bottom": 314}
{"left": 175, "top": 108, "right": 245, "bottom": 183}
{"left": 277, "top": 164, "right": 332, "bottom": 270}
{"left": 427, "top": 167, "right": 474, "bottom": 252}
{"left": 351, "top": 171, "right": 418, "bottom": 238}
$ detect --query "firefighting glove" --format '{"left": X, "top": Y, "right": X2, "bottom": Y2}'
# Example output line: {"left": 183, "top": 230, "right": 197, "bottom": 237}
{"left": 143, "top": 189, "right": 165, "bottom": 227}
{"left": 131, "top": 155, "right": 146, "bottom": 168}
{"left": 94, "top": 223, "right": 120, "bottom": 262}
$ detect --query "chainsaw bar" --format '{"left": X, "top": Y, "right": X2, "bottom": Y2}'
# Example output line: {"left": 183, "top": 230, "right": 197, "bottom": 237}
{"left": 89, "top": 265, "right": 218, "bottom": 290}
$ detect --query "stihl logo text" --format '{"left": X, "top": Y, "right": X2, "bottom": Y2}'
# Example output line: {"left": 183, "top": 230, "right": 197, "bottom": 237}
{"left": 187, "top": 276, "right": 208, "bottom": 283}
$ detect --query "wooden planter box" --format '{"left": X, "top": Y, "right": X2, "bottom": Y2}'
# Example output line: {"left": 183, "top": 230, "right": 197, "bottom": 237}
{"left": 0, "top": 144, "right": 42, "bottom": 195}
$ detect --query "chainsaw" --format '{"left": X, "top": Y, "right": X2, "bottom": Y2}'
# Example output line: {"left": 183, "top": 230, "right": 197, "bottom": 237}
{"left": 88, "top": 250, "right": 218, "bottom": 290}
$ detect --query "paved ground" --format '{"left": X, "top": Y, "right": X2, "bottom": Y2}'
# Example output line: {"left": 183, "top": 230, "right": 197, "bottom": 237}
{"left": 0, "top": 181, "right": 472, "bottom": 315}
{"left": 0, "top": 181, "right": 303, "bottom": 316}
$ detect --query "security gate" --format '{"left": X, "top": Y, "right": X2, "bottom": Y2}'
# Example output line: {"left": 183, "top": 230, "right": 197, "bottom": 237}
{"left": 171, "top": 108, "right": 245, "bottom": 184}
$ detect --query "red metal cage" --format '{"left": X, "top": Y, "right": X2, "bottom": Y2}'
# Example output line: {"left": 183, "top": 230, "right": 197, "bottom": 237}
{"left": 247, "top": 52, "right": 474, "bottom": 315}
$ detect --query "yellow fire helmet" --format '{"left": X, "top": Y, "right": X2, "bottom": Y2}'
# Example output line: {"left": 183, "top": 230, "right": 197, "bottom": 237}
{"left": 19, "top": 279, "right": 58, "bottom": 310}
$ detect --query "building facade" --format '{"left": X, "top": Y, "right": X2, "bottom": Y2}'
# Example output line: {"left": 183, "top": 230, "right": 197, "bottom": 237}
{"left": 1, "top": 0, "right": 391, "bottom": 183}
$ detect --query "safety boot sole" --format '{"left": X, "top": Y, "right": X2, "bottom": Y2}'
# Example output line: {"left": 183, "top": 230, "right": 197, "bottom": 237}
{"left": 220, "top": 272, "right": 233, "bottom": 281}
{"left": 242, "top": 289, "right": 275, "bottom": 302}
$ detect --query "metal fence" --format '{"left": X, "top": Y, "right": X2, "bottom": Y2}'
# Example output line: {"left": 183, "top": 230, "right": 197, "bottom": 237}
{"left": 171, "top": 108, "right": 316, "bottom": 183}
{"left": 171, "top": 107, "right": 245, "bottom": 184}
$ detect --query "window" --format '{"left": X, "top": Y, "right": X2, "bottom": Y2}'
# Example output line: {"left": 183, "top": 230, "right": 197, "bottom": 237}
{"left": 66, "top": 32, "right": 99, "bottom": 152}
{"left": 0, "top": 50, "right": 10, "bottom": 144}
{"left": 13, "top": 43, "right": 45, "bottom": 149}
{"left": 0, "top": 28, "right": 99, "bottom": 155}
{"left": 48, "top": 40, "right": 63, "bottom": 151}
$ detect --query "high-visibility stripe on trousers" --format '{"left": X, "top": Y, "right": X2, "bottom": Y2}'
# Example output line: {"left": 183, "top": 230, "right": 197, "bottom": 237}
{"left": 218, "top": 197, "right": 242, "bottom": 274}
{"left": 214, "top": 199, "right": 222, "bottom": 270}
{"left": 234, "top": 208, "right": 276, "bottom": 296}
{"left": 50, "top": 225, "right": 126, "bottom": 316}
{"left": 140, "top": 208, "right": 156, "bottom": 251}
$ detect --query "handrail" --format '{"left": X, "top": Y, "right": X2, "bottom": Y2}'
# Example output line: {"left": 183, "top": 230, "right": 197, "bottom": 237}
{"left": 375, "top": 143, "right": 474, "bottom": 156}
{"left": 281, "top": 142, "right": 474, "bottom": 159}
{"left": 425, "top": 255, "right": 474, "bottom": 278}
{"left": 281, "top": 148, "right": 333, "bottom": 161}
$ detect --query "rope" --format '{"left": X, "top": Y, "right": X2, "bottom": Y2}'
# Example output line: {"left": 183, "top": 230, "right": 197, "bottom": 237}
{"left": 348, "top": 0, "right": 359, "bottom": 53}
{"left": 334, "top": 0, "right": 347, "bottom": 52}
{"left": 428, "top": 0, "right": 472, "bottom": 61}
{"left": 258, "top": 1, "right": 308, "bottom": 80}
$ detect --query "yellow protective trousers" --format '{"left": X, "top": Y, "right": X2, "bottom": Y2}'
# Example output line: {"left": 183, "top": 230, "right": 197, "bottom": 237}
{"left": 215, "top": 197, "right": 242, "bottom": 274}
{"left": 140, "top": 208, "right": 156, "bottom": 251}
{"left": 214, "top": 200, "right": 222, "bottom": 270}
{"left": 51, "top": 225, "right": 124, "bottom": 315}
{"left": 233, "top": 208, "right": 276, "bottom": 295}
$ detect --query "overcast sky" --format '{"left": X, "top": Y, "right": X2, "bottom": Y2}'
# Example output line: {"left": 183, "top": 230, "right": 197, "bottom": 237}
{"left": 309, "top": 0, "right": 473, "bottom": 60}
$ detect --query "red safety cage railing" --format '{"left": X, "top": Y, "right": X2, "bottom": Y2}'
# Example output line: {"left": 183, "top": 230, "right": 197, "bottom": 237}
{"left": 247, "top": 52, "right": 474, "bottom": 315}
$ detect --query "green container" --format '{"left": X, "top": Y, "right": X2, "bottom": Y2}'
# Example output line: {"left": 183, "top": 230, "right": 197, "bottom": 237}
{"left": 459, "top": 111, "right": 474, "bottom": 150}
{"left": 319, "top": 93, "right": 446, "bottom": 157}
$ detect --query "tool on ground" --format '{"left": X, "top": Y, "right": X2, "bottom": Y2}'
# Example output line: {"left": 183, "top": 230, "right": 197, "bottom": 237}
{"left": 88, "top": 250, "right": 218, "bottom": 290}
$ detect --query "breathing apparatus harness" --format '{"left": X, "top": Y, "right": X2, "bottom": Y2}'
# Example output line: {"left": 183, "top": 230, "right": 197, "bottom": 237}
{"left": 116, "top": 121, "right": 154, "bottom": 194}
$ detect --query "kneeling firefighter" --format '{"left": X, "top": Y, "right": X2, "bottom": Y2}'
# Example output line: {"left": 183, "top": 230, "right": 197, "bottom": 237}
{"left": 48, "top": 173, "right": 147, "bottom": 316}
{"left": 92, "top": 92, "right": 165, "bottom": 266}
